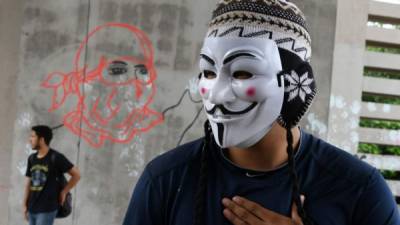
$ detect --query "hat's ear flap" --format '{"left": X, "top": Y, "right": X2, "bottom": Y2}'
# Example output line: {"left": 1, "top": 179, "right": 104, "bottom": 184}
{"left": 277, "top": 49, "right": 317, "bottom": 128}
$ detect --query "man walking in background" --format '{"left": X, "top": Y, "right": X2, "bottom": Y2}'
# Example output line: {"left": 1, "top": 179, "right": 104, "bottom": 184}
{"left": 23, "top": 125, "right": 81, "bottom": 225}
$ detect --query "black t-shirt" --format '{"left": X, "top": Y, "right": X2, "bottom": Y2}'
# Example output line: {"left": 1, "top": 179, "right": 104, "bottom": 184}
{"left": 123, "top": 130, "right": 400, "bottom": 225}
{"left": 25, "top": 149, "right": 73, "bottom": 213}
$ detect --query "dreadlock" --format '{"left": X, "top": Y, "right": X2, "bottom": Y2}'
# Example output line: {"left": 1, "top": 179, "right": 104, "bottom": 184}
{"left": 193, "top": 120, "right": 211, "bottom": 225}
{"left": 286, "top": 127, "right": 313, "bottom": 225}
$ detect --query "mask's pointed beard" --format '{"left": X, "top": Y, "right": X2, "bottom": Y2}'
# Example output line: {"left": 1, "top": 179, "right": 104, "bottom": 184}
{"left": 217, "top": 123, "right": 224, "bottom": 146}
{"left": 194, "top": 120, "right": 211, "bottom": 225}
{"left": 286, "top": 127, "right": 314, "bottom": 225}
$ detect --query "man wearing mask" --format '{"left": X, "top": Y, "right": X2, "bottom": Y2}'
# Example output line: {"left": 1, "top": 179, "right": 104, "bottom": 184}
{"left": 123, "top": 0, "right": 400, "bottom": 224}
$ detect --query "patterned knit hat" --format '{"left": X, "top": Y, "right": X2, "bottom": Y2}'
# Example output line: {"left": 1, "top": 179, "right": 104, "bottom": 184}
{"left": 206, "top": 0, "right": 317, "bottom": 128}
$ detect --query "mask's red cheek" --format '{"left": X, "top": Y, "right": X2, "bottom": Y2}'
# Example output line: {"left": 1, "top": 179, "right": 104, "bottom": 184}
{"left": 246, "top": 87, "right": 256, "bottom": 97}
{"left": 201, "top": 87, "right": 208, "bottom": 95}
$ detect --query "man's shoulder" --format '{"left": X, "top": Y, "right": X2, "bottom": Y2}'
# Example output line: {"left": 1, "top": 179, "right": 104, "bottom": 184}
{"left": 49, "top": 149, "right": 68, "bottom": 160}
{"left": 49, "top": 148, "right": 61, "bottom": 155}
{"left": 146, "top": 138, "right": 204, "bottom": 178}
{"left": 305, "top": 132, "right": 376, "bottom": 186}
{"left": 28, "top": 152, "right": 37, "bottom": 161}
{"left": 49, "top": 149, "right": 62, "bottom": 161}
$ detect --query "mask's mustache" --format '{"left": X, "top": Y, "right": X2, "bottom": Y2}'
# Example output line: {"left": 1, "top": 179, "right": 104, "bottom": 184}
{"left": 205, "top": 103, "right": 257, "bottom": 115}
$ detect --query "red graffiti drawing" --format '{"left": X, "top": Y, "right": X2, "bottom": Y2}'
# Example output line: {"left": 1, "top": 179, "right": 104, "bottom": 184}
{"left": 42, "top": 23, "right": 163, "bottom": 148}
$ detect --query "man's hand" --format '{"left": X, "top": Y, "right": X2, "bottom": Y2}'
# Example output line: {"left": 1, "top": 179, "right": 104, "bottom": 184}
{"left": 59, "top": 190, "right": 67, "bottom": 206}
{"left": 22, "top": 205, "right": 28, "bottom": 221}
{"left": 222, "top": 196, "right": 305, "bottom": 225}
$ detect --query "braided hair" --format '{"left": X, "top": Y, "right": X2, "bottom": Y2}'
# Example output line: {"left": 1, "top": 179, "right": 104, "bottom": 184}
{"left": 193, "top": 120, "right": 211, "bottom": 225}
{"left": 286, "top": 127, "right": 313, "bottom": 225}
{"left": 279, "top": 48, "right": 314, "bottom": 225}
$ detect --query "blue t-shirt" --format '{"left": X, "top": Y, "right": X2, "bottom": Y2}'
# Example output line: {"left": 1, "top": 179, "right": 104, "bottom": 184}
{"left": 123, "top": 130, "right": 400, "bottom": 225}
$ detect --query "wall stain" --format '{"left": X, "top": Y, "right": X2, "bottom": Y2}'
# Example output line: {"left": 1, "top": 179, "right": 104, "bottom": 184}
{"left": 94, "top": 41, "right": 136, "bottom": 57}
{"left": 25, "top": 30, "right": 70, "bottom": 59}
{"left": 24, "top": 7, "right": 57, "bottom": 24}
{"left": 120, "top": 3, "right": 140, "bottom": 25}
{"left": 156, "top": 4, "right": 178, "bottom": 53}
{"left": 77, "top": 2, "right": 89, "bottom": 34}
{"left": 174, "top": 36, "right": 192, "bottom": 70}
{"left": 139, "top": 3, "right": 156, "bottom": 34}
{"left": 157, "top": 39, "right": 172, "bottom": 52}
{"left": 158, "top": 4, "right": 178, "bottom": 36}
{"left": 100, "top": 1, "right": 118, "bottom": 22}
{"left": 174, "top": 6, "right": 193, "bottom": 70}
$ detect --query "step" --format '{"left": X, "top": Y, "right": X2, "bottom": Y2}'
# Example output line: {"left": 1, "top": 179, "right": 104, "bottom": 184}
{"left": 359, "top": 127, "right": 400, "bottom": 146}
{"left": 360, "top": 102, "right": 400, "bottom": 120}
{"left": 365, "top": 51, "right": 400, "bottom": 71}
{"left": 363, "top": 76, "right": 400, "bottom": 97}
{"left": 387, "top": 180, "right": 400, "bottom": 196}
{"left": 369, "top": 0, "right": 400, "bottom": 22}
{"left": 358, "top": 153, "right": 400, "bottom": 171}
{"left": 366, "top": 26, "right": 400, "bottom": 46}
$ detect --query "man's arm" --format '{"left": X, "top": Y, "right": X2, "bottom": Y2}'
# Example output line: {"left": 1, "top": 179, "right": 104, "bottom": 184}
{"left": 123, "top": 167, "right": 163, "bottom": 225}
{"left": 59, "top": 166, "right": 80, "bottom": 205}
{"left": 352, "top": 169, "right": 400, "bottom": 225}
{"left": 63, "top": 166, "right": 81, "bottom": 192}
{"left": 22, "top": 178, "right": 30, "bottom": 221}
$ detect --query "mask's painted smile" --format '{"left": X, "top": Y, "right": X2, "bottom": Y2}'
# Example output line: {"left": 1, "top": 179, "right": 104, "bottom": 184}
{"left": 206, "top": 102, "right": 258, "bottom": 123}
{"left": 205, "top": 102, "right": 257, "bottom": 116}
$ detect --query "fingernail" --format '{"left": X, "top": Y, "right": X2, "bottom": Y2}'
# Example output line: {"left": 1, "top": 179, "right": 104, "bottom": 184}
{"left": 222, "top": 198, "right": 229, "bottom": 205}
{"left": 300, "top": 195, "right": 305, "bottom": 204}
{"left": 232, "top": 196, "right": 241, "bottom": 203}
{"left": 223, "top": 209, "right": 231, "bottom": 216}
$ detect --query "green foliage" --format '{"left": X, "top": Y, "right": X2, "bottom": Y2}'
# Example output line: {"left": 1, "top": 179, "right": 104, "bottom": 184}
{"left": 386, "top": 146, "right": 400, "bottom": 155}
{"left": 368, "top": 21, "right": 400, "bottom": 30}
{"left": 364, "top": 68, "right": 400, "bottom": 80}
{"left": 366, "top": 45, "right": 400, "bottom": 55}
{"left": 358, "top": 143, "right": 381, "bottom": 154}
{"left": 380, "top": 170, "right": 400, "bottom": 180}
{"left": 362, "top": 94, "right": 400, "bottom": 105}
{"left": 358, "top": 143, "right": 400, "bottom": 155}
{"left": 360, "top": 118, "right": 400, "bottom": 130}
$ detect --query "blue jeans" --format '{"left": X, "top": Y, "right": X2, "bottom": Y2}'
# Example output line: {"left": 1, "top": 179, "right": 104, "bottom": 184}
{"left": 28, "top": 210, "right": 57, "bottom": 225}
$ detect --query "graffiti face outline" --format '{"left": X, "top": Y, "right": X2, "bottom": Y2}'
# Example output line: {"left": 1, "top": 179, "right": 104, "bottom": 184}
{"left": 42, "top": 23, "right": 163, "bottom": 148}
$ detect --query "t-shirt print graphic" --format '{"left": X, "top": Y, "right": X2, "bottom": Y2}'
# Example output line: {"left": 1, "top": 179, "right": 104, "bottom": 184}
{"left": 30, "top": 164, "right": 48, "bottom": 192}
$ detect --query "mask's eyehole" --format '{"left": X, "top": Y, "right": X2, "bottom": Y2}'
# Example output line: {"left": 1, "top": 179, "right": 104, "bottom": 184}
{"left": 232, "top": 71, "right": 253, "bottom": 80}
{"left": 203, "top": 70, "right": 217, "bottom": 79}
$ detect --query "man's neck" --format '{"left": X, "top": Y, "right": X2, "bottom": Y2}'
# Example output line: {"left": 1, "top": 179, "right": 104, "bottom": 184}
{"left": 37, "top": 146, "right": 50, "bottom": 158}
{"left": 226, "top": 122, "right": 301, "bottom": 171}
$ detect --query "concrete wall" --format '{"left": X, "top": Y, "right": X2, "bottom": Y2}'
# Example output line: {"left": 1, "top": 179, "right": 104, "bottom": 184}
{"left": 6, "top": 1, "right": 212, "bottom": 225}
{"left": 0, "top": 0, "right": 23, "bottom": 224}
{"left": 2, "top": 1, "right": 338, "bottom": 225}
{"left": 327, "top": 0, "right": 369, "bottom": 152}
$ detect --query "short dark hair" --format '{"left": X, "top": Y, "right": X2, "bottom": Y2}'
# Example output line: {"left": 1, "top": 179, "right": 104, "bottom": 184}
{"left": 31, "top": 125, "right": 53, "bottom": 146}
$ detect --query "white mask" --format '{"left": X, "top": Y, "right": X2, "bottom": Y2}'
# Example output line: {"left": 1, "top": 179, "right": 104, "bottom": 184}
{"left": 198, "top": 37, "right": 284, "bottom": 148}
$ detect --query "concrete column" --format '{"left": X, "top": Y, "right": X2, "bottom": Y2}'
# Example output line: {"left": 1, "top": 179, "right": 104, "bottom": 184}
{"left": 292, "top": 0, "right": 338, "bottom": 139}
{"left": 327, "top": 0, "right": 369, "bottom": 153}
{"left": 0, "top": 0, "right": 23, "bottom": 224}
